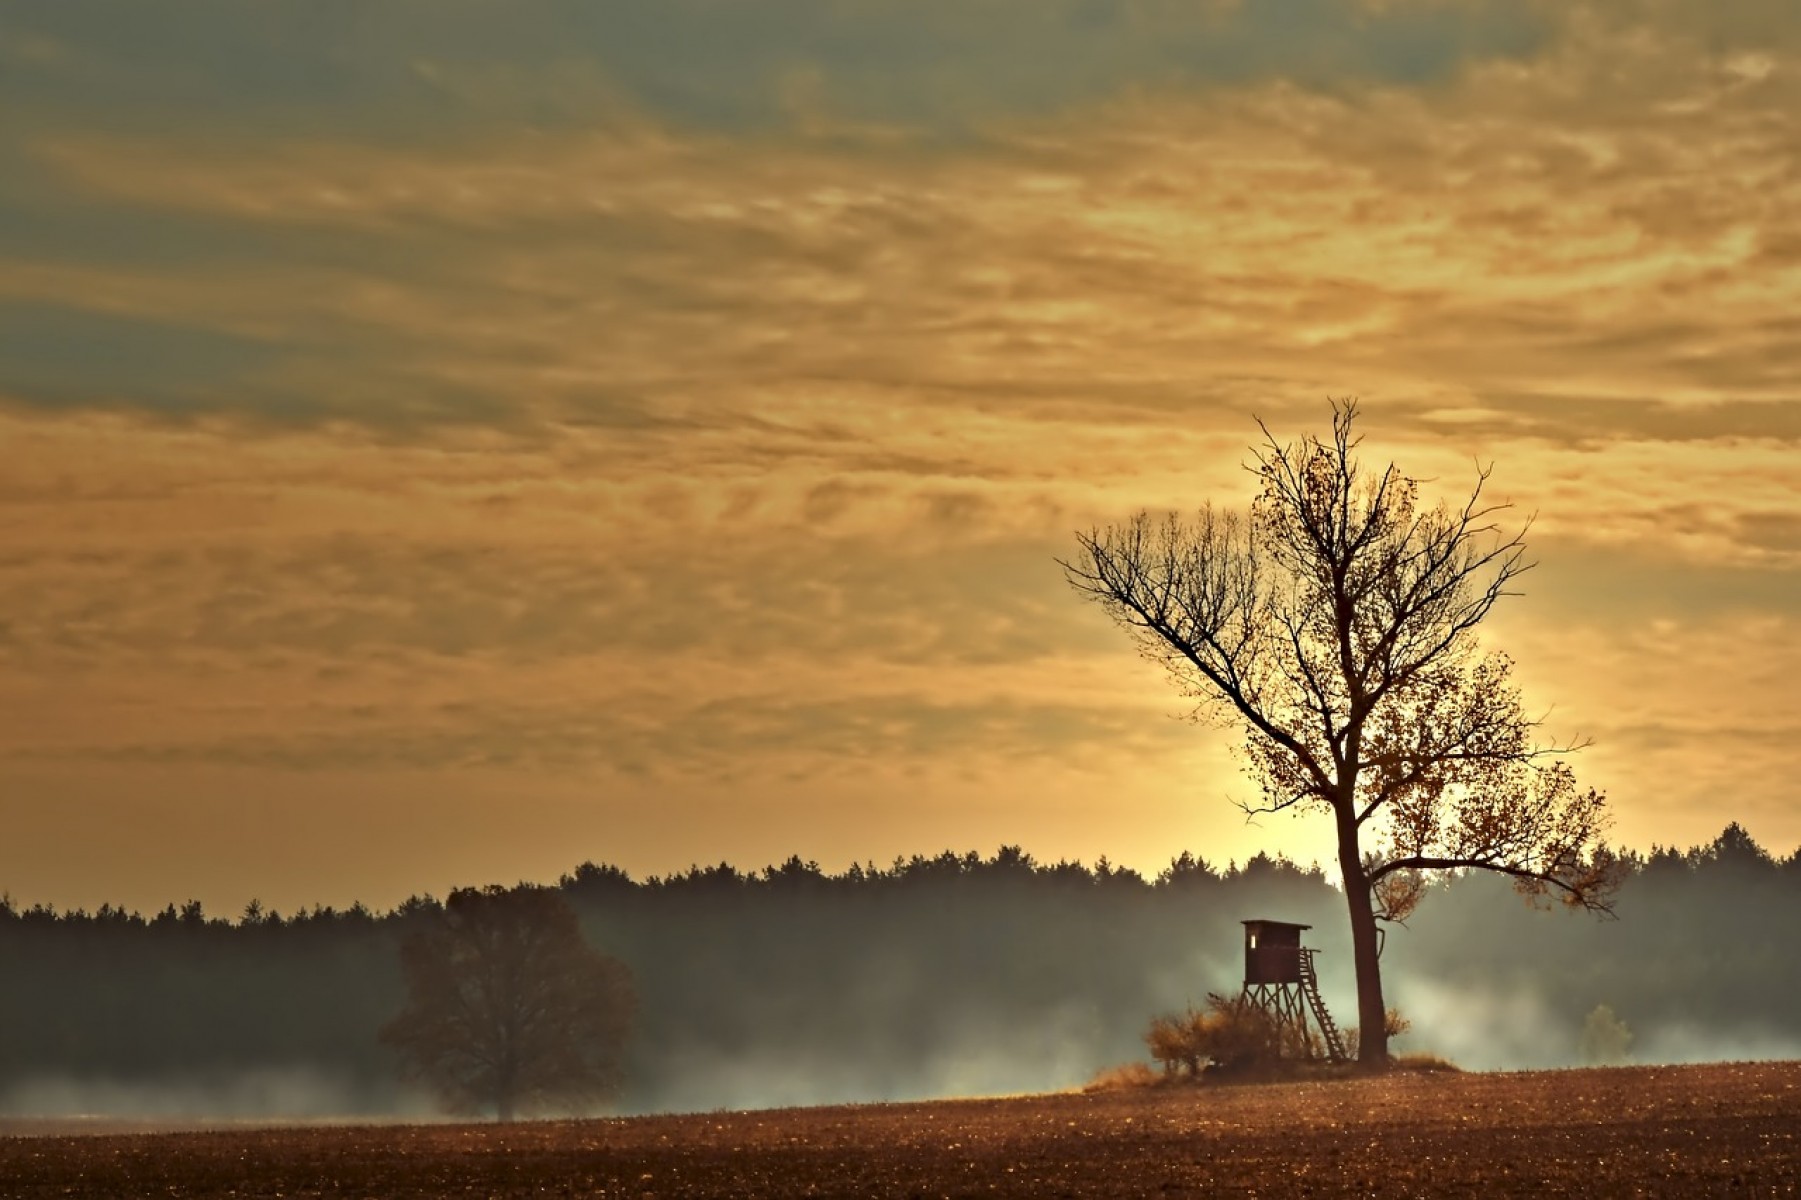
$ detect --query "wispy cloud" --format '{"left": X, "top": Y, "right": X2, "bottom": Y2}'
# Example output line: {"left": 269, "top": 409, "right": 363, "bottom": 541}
{"left": 2, "top": 2, "right": 1553, "bottom": 136}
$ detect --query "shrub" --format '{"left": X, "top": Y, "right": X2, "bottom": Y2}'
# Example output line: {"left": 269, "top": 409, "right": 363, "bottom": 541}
{"left": 1145, "top": 1006, "right": 1210, "bottom": 1077}
{"left": 1144, "top": 993, "right": 1285, "bottom": 1077}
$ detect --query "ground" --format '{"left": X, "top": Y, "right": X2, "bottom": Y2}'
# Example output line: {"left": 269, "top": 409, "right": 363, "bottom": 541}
{"left": 3, "top": 1062, "right": 1799, "bottom": 1197}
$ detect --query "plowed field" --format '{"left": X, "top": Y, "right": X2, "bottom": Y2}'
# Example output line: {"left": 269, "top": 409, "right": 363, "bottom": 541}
{"left": 4, "top": 1061, "right": 1799, "bottom": 1197}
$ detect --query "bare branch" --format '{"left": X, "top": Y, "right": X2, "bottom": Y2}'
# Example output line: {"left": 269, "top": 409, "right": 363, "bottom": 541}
{"left": 1370, "top": 854, "right": 1620, "bottom": 916}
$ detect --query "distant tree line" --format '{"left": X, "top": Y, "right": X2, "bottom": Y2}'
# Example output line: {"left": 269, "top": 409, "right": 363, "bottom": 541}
{"left": 1, "top": 825, "right": 1797, "bottom": 1114}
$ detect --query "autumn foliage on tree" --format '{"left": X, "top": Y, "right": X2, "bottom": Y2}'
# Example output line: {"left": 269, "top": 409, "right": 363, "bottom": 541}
{"left": 381, "top": 885, "right": 634, "bottom": 1120}
{"left": 1063, "top": 402, "right": 1619, "bottom": 1066}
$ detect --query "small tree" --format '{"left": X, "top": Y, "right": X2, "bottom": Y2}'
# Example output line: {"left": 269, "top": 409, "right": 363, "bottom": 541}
{"left": 1063, "top": 402, "right": 1618, "bottom": 1066}
{"left": 381, "top": 885, "right": 634, "bottom": 1120}
{"left": 1579, "top": 1003, "right": 1633, "bottom": 1065}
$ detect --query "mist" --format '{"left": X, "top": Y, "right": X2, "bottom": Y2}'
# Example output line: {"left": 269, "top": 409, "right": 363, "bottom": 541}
{"left": 0, "top": 1068, "right": 434, "bottom": 1123}
{"left": 1394, "top": 979, "right": 1801, "bottom": 1074}
{"left": 2, "top": 825, "right": 1797, "bottom": 1121}
{"left": 1382, "top": 824, "right": 1801, "bottom": 1073}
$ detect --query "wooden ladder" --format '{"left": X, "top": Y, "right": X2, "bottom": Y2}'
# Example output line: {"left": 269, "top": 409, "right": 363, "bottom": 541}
{"left": 1299, "top": 949, "right": 1348, "bottom": 1063}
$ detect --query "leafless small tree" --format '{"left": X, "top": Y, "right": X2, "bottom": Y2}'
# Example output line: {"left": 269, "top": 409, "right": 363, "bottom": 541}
{"left": 381, "top": 885, "right": 634, "bottom": 1119}
{"left": 1062, "top": 401, "right": 1618, "bottom": 1066}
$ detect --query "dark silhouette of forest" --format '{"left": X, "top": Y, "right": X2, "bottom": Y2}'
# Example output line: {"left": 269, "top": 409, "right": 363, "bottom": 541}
{"left": 2, "top": 824, "right": 1797, "bottom": 1117}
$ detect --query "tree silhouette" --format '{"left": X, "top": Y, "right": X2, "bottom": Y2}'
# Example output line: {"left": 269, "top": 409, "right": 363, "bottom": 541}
{"left": 1062, "top": 401, "right": 1617, "bottom": 1065}
{"left": 381, "top": 885, "right": 634, "bottom": 1119}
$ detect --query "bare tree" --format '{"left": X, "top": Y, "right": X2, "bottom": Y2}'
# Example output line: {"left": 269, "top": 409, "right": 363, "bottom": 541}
{"left": 381, "top": 885, "right": 634, "bottom": 1119}
{"left": 1061, "top": 401, "right": 1617, "bottom": 1065}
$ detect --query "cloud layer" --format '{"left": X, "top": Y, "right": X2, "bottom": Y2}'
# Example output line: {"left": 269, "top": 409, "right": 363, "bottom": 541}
{"left": 0, "top": 1, "right": 1796, "bottom": 913}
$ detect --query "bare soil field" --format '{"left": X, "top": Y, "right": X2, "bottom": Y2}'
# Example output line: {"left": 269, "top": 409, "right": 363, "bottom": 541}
{"left": 3, "top": 1061, "right": 1799, "bottom": 1197}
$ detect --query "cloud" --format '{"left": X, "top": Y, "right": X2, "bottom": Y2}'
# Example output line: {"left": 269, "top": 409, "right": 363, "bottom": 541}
{"left": 0, "top": 0, "right": 1797, "bottom": 910}
{"left": 1, "top": 1, "right": 1791, "bottom": 442}
{"left": 0, "top": 414, "right": 1186, "bottom": 781}
{"left": 0, "top": 299, "right": 283, "bottom": 413}
{"left": 2, "top": 2, "right": 1553, "bottom": 139}
{"left": 1403, "top": 398, "right": 1801, "bottom": 449}
{"left": 29, "top": 691, "right": 1194, "bottom": 781}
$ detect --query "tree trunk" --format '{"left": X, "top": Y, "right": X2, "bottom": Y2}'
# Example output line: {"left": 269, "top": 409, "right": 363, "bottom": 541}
{"left": 496, "top": 1042, "right": 518, "bottom": 1121}
{"left": 1335, "top": 803, "right": 1387, "bottom": 1069}
{"left": 496, "top": 1075, "right": 516, "bottom": 1122}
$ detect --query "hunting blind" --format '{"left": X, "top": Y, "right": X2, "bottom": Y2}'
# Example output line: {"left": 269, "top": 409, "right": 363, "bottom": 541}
{"left": 1239, "top": 919, "right": 1347, "bottom": 1063}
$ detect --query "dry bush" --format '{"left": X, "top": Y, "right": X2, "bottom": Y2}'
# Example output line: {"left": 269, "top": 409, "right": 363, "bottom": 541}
{"left": 1145, "top": 994, "right": 1285, "bottom": 1077}
{"left": 1145, "top": 1007, "right": 1210, "bottom": 1077}
{"left": 1393, "top": 1053, "right": 1461, "bottom": 1073}
{"left": 1084, "top": 1061, "right": 1159, "bottom": 1092}
{"left": 1203, "top": 996, "right": 1285, "bottom": 1071}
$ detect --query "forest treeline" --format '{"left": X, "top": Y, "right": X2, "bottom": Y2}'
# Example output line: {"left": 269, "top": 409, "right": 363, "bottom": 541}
{"left": 2, "top": 824, "right": 1798, "bottom": 1115}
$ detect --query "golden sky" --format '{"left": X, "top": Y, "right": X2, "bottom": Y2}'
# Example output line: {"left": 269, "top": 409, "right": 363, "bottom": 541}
{"left": 1, "top": 1, "right": 1797, "bottom": 915}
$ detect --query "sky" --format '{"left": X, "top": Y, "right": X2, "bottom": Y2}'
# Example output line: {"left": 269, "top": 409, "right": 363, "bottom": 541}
{"left": 1, "top": 0, "right": 1797, "bottom": 917}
